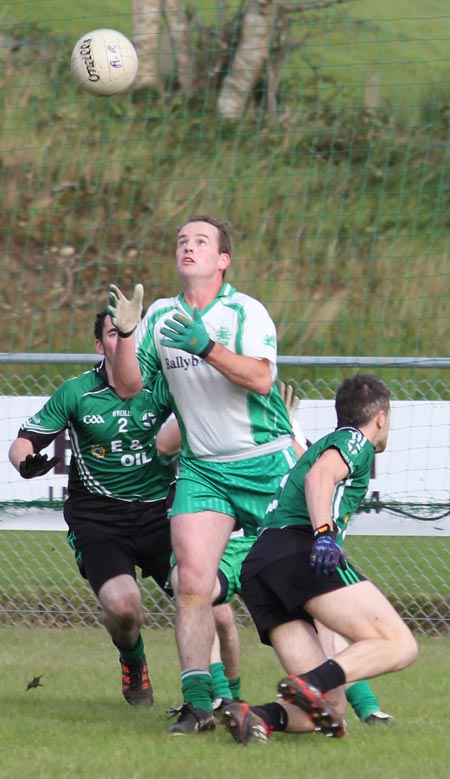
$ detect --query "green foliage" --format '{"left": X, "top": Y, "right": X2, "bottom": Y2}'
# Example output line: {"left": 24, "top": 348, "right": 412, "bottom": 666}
{"left": 1, "top": 2, "right": 450, "bottom": 383}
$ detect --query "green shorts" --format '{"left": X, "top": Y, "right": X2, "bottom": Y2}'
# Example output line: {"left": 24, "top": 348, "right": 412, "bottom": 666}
{"left": 170, "top": 447, "right": 297, "bottom": 537}
{"left": 216, "top": 534, "right": 256, "bottom": 604}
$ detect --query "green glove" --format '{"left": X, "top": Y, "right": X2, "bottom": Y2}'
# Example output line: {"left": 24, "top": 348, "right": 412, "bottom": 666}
{"left": 108, "top": 283, "right": 144, "bottom": 337}
{"left": 160, "top": 306, "right": 215, "bottom": 357}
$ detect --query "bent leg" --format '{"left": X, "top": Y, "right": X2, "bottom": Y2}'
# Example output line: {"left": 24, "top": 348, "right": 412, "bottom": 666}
{"left": 99, "top": 574, "right": 152, "bottom": 705}
{"left": 315, "top": 622, "right": 394, "bottom": 723}
{"left": 99, "top": 573, "right": 144, "bottom": 649}
{"left": 306, "top": 580, "right": 418, "bottom": 683}
{"left": 270, "top": 620, "right": 347, "bottom": 732}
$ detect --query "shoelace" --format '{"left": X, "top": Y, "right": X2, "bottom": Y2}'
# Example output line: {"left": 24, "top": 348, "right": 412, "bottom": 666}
{"left": 122, "top": 660, "right": 148, "bottom": 690}
{"left": 166, "top": 703, "right": 190, "bottom": 719}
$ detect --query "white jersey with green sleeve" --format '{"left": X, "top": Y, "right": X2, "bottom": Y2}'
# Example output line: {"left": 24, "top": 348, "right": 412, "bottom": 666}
{"left": 135, "top": 283, "right": 292, "bottom": 461}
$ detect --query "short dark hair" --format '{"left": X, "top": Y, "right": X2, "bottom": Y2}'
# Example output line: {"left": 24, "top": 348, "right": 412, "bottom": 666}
{"left": 94, "top": 309, "right": 108, "bottom": 342}
{"left": 181, "top": 214, "right": 233, "bottom": 256}
{"left": 335, "top": 374, "right": 390, "bottom": 429}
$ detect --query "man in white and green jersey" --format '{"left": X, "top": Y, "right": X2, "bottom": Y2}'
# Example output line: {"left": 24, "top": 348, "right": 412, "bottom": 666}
{"left": 108, "top": 215, "right": 297, "bottom": 733}
{"left": 223, "top": 374, "right": 418, "bottom": 745}
{"left": 9, "top": 310, "right": 175, "bottom": 707}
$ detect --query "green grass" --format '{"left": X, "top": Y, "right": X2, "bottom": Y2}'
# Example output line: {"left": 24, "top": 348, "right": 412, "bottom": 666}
{"left": 1, "top": 626, "right": 449, "bottom": 779}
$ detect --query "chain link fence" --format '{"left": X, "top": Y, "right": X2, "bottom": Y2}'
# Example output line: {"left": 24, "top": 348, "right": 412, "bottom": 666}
{"left": 1, "top": 368, "right": 449, "bottom": 634}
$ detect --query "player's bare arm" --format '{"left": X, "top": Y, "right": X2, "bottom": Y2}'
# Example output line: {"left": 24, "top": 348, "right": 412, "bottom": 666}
{"left": 156, "top": 416, "right": 182, "bottom": 457}
{"left": 9, "top": 438, "right": 60, "bottom": 479}
{"left": 304, "top": 449, "right": 349, "bottom": 532}
{"left": 203, "top": 344, "right": 273, "bottom": 395}
{"left": 8, "top": 438, "right": 34, "bottom": 471}
{"left": 111, "top": 332, "right": 144, "bottom": 398}
{"left": 160, "top": 305, "right": 273, "bottom": 395}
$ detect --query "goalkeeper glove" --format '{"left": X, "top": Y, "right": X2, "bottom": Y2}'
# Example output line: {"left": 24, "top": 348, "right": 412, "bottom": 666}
{"left": 160, "top": 306, "right": 215, "bottom": 358}
{"left": 310, "top": 524, "right": 347, "bottom": 577}
{"left": 19, "top": 453, "right": 60, "bottom": 479}
{"left": 108, "top": 283, "right": 144, "bottom": 337}
{"left": 279, "top": 380, "right": 311, "bottom": 449}
{"left": 278, "top": 380, "right": 300, "bottom": 421}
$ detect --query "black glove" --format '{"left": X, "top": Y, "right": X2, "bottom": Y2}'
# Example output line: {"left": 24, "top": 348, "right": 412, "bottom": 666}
{"left": 19, "top": 453, "right": 60, "bottom": 479}
{"left": 310, "top": 524, "right": 347, "bottom": 577}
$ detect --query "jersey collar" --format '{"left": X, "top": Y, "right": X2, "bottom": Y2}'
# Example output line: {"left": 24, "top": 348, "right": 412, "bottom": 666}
{"left": 336, "top": 425, "right": 374, "bottom": 451}
{"left": 94, "top": 359, "right": 109, "bottom": 386}
{"left": 178, "top": 282, "right": 236, "bottom": 313}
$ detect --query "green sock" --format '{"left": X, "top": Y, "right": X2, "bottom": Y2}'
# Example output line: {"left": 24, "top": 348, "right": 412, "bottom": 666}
{"left": 115, "top": 634, "right": 145, "bottom": 662}
{"left": 228, "top": 676, "right": 242, "bottom": 700}
{"left": 346, "top": 679, "right": 380, "bottom": 721}
{"left": 210, "top": 662, "right": 232, "bottom": 700}
{"left": 181, "top": 670, "right": 214, "bottom": 712}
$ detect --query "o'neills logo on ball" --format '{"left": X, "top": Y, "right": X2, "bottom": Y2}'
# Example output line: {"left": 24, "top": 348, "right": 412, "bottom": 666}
{"left": 79, "top": 38, "right": 100, "bottom": 82}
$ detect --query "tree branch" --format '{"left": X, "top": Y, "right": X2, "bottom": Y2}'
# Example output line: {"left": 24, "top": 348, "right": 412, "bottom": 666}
{"left": 281, "top": 0, "right": 357, "bottom": 12}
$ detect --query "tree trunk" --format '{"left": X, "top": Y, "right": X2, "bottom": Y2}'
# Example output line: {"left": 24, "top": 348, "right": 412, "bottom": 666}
{"left": 131, "top": 0, "right": 162, "bottom": 88}
{"left": 163, "top": 0, "right": 196, "bottom": 92}
{"left": 217, "top": 0, "right": 279, "bottom": 118}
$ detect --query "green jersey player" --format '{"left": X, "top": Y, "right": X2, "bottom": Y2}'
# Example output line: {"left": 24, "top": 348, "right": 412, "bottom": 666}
{"left": 107, "top": 215, "right": 297, "bottom": 733}
{"left": 9, "top": 310, "right": 175, "bottom": 707}
{"left": 222, "top": 374, "right": 418, "bottom": 745}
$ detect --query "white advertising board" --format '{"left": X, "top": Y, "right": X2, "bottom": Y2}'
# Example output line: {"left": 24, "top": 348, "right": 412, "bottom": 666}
{"left": 1, "top": 396, "right": 448, "bottom": 536}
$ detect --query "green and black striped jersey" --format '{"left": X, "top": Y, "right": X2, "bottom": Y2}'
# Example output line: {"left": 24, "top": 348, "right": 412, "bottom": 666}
{"left": 18, "top": 362, "right": 174, "bottom": 502}
{"left": 261, "top": 427, "right": 375, "bottom": 542}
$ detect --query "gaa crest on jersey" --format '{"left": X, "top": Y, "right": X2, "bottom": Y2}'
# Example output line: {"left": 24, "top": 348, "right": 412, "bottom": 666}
{"left": 83, "top": 414, "right": 105, "bottom": 424}
{"left": 347, "top": 431, "right": 364, "bottom": 455}
{"left": 263, "top": 335, "right": 276, "bottom": 348}
{"left": 141, "top": 411, "right": 156, "bottom": 428}
{"left": 216, "top": 326, "right": 230, "bottom": 346}
{"left": 91, "top": 445, "right": 106, "bottom": 459}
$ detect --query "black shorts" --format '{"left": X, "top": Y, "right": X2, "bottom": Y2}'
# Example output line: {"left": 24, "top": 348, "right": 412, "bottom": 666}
{"left": 241, "top": 526, "right": 366, "bottom": 646}
{"left": 65, "top": 496, "right": 172, "bottom": 596}
{"left": 214, "top": 570, "right": 229, "bottom": 606}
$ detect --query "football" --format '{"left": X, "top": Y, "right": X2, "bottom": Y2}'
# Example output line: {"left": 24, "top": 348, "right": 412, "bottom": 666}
{"left": 70, "top": 29, "right": 138, "bottom": 96}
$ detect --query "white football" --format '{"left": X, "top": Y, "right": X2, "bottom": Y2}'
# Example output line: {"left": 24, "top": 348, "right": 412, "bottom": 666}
{"left": 71, "top": 29, "right": 138, "bottom": 96}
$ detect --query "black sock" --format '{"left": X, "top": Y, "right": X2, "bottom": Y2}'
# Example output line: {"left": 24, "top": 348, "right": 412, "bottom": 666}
{"left": 301, "top": 659, "right": 346, "bottom": 693}
{"left": 251, "top": 702, "right": 288, "bottom": 732}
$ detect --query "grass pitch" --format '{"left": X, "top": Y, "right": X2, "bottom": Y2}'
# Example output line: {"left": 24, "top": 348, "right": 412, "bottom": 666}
{"left": 1, "top": 626, "right": 449, "bottom": 779}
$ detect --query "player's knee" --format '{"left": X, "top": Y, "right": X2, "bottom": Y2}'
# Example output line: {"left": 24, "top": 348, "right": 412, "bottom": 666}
{"left": 386, "top": 623, "right": 418, "bottom": 670}
{"left": 110, "top": 594, "right": 143, "bottom": 630}
{"left": 176, "top": 570, "right": 215, "bottom": 605}
{"left": 213, "top": 603, "right": 235, "bottom": 629}
{"left": 396, "top": 630, "right": 418, "bottom": 669}
{"left": 177, "top": 563, "right": 215, "bottom": 601}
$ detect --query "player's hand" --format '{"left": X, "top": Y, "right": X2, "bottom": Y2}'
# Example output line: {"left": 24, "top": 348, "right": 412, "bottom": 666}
{"left": 108, "top": 283, "right": 144, "bottom": 337}
{"left": 310, "top": 524, "right": 347, "bottom": 576}
{"left": 19, "top": 453, "right": 60, "bottom": 479}
{"left": 160, "top": 306, "right": 214, "bottom": 357}
{"left": 278, "top": 380, "right": 300, "bottom": 421}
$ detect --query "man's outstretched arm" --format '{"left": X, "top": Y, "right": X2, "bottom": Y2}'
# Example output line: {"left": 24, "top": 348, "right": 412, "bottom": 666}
{"left": 108, "top": 283, "right": 144, "bottom": 398}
